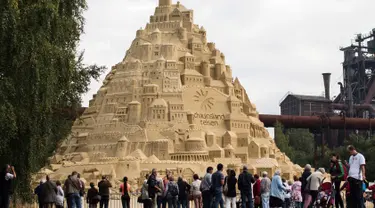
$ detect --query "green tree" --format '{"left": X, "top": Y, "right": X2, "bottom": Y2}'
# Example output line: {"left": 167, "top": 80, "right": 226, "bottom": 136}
{"left": 0, "top": 0, "right": 105, "bottom": 201}
{"left": 287, "top": 128, "right": 315, "bottom": 165}
{"left": 275, "top": 124, "right": 375, "bottom": 182}
{"left": 274, "top": 122, "right": 295, "bottom": 159}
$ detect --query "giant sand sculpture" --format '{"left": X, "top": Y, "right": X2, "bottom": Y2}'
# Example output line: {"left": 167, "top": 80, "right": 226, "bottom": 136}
{"left": 42, "top": 0, "right": 301, "bottom": 188}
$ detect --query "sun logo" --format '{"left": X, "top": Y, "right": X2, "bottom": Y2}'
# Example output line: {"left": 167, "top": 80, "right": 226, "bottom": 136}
{"left": 194, "top": 89, "right": 214, "bottom": 110}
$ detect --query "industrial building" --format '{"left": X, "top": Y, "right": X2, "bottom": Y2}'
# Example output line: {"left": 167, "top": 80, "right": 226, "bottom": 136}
{"left": 280, "top": 93, "right": 331, "bottom": 116}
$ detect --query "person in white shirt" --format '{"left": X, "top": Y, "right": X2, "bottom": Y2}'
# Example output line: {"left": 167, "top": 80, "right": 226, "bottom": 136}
{"left": 0, "top": 165, "right": 16, "bottom": 208}
{"left": 346, "top": 145, "right": 366, "bottom": 208}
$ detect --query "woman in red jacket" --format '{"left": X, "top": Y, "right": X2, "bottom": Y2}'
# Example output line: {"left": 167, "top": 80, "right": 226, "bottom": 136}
{"left": 253, "top": 174, "right": 261, "bottom": 208}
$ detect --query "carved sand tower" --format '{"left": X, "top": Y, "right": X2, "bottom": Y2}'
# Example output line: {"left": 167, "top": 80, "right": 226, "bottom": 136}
{"left": 44, "top": 0, "right": 301, "bottom": 185}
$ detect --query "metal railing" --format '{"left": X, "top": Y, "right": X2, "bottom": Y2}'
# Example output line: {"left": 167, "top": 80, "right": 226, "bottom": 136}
{"left": 17, "top": 192, "right": 375, "bottom": 208}
{"left": 25, "top": 193, "right": 198, "bottom": 208}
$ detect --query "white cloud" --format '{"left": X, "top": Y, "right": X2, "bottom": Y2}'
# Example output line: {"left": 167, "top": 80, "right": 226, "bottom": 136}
{"left": 80, "top": 0, "right": 375, "bottom": 137}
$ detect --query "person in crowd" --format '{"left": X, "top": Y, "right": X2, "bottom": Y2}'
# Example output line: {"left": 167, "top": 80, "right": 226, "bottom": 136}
{"left": 35, "top": 180, "right": 45, "bottom": 208}
{"left": 200, "top": 166, "right": 213, "bottom": 208}
{"left": 282, "top": 179, "right": 292, "bottom": 208}
{"left": 156, "top": 177, "right": 165, "bottom": 208}
{"left": 120, "top": 177, "right": 131, "bottom": 208}
{"left": 191, "top": 174, "right": 202, "bottom": 208}
{"left": 98, "top": 176, "right": 112, "bottom": 208}
{"left": 253, "top": 174, "right": 261, "bottom": 208}
{"left": 291, "top": 176, "right": 302, "bottom": 208}
{"left": 177, "top": 177, "right": 190, "bottom": 208}
{"left": 64, "top": 171, "right": 83, "bottom": 208}
{"left": 340, "top": 181, "right": 351, "bottom": 208}
{"left": 211, "top": 164, "right": 225, "bottom": 208}
{"left": 77, "top": 174, "right": 85, "bottom": 198}
{"left": 87, "top": 182, "right": 100, "bottom": 208}
{"left": 41, "top": 175, "right": 57, "bottom": 208}
{"left": 346, "top": 145, "right": 366, "bottom": 208}
{"left": 166, "top": 176, "right": 179, "bottom": 208}
{"left": 368, "top": 183, "right": 375, "bottom": 207}
{"left": 224, "top": 169, "right": 237, "bottom": 208}
{"left": 260, "top": 171, "right": 271, "bottom": 208}
{"left": 330, "top": 153, "right": 345, "bottom": 208}
{"left": 270, "top": 170, "right": 286, "bottom": 208}
{"left": 161, "top": 174, "right": 169, "bottom": 208}
{"left": 304, "top": 168, "right": 325, "bottom": 208}
{"left": 238, "top": 165, "right": 255, "bottom": 208}
{"left": 0, "top": 165, "right": 16, "bottom": 208}
{"left": 301, "top": 164, "right": 312, "bottom": 204}
{"left": 223, "top": 169, "right": 230, "bottom": 200}
{"left": 142, "top": 174, "right": 152, "bottom": 208}
{"left": 63, "top": 175, "right": 71, "bottom": 208}
{"left": 55, "top": 180, "right": 65, "bottom": 208}
{"left": 148, "top": 169, "right": 162, "bottom": 208}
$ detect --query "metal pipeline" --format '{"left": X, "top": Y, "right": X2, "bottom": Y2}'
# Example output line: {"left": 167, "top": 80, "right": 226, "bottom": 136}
{"left": 259, "top": 114, "right": 375, "bottom": 130}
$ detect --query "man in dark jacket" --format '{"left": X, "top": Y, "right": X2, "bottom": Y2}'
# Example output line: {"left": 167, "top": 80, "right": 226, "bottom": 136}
{"left": 177, "top": 177, "right": 191, "bottom": 208}
{"left": 35, "top": 181, "right": 44, "bottom": 208}
{"left": 147, "top": 169, "right": 161, "bottom": 208}
{"left": 238, "top": 165, "right": 255, "bottom": 208}
{"left": 41, "top": 175, "right": 58, "bottom": 208}
{"left": 65, "top": 171, "right": 82, "bottom": 208}
{"left": 98, "top": 176, "right": 112, "bottom": 208}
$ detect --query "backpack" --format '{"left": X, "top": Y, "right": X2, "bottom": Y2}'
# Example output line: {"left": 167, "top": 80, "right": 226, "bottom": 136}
{"left": 169, "top": 183, "right": 178, "bottom": 197}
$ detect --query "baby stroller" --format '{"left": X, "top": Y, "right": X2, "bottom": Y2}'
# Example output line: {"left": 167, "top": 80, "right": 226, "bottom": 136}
{"left": 313, "top": 182, "right": 335, "bottom": 208}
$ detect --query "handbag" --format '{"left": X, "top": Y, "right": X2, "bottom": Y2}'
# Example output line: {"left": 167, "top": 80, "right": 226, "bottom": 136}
{"left": 223, "top": 177, "right": 228, "bottom": 195}
{"left": 254, "top": 196, "right": 261, "bottom": 205}
{"left": 137, "top": 195, "right": 144, "bottom": 203}
{"left": 92, "top": 195, "right": 101, "bottom": 204}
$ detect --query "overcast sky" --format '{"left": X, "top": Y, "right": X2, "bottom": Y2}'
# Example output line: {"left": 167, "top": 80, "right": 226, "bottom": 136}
{"left": 79, "top": 0, "right": 375, "bottom": 118}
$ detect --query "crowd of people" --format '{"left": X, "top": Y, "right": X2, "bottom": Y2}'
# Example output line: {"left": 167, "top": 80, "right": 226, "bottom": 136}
{"left": 0, "top": 144, "right": 370, "bottom": 208}
{"left": 137, "top": 145, "right": 368, "bottom": 208}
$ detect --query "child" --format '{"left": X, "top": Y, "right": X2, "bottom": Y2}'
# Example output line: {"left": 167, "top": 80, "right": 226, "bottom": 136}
{"left": 291, "top": 176, "right": 303, "bottom": 208}
{"left": 55, "top": 181, "right": 64, "bottom": 208}
{"left": 87, "top": 182, "right": 100, "bottom": 208}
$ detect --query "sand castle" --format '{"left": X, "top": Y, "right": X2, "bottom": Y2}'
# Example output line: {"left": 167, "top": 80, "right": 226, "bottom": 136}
{"left": 41, "top": 0, "right": 301, "bottom": 187}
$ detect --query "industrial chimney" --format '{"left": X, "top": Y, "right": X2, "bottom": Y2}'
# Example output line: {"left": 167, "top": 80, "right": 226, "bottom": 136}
{"left": 322, "top": 73, "right": 331, "bottom": 100}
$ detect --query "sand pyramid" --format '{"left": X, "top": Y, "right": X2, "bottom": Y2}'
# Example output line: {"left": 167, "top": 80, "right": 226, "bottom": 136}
{"left": 46, "top": 0, "right": 301, "bottom": 183}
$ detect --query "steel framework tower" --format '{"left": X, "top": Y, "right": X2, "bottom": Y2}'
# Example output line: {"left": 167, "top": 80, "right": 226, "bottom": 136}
{"left": 333, "top": 28, "right": 375, "bottom": 118}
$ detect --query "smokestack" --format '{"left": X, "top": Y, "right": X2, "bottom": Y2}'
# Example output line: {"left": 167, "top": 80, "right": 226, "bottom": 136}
{"left": 322, "top": 73, "right": 331, "bottom": 100}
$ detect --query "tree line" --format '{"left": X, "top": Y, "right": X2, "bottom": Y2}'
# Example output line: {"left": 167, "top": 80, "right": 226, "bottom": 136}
{"left": 0, "top": 0, "right": 104, "bottom": 202}
{"left": 275, "top": 123, "right": 375, "bottom": 181}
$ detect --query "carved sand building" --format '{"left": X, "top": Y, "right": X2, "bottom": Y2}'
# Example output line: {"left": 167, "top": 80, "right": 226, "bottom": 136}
{"left": 46, "top": 0, "right": 301, "bottom": 185}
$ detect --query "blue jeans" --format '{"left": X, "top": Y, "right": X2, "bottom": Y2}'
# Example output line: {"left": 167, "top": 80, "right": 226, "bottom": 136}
{"left": 178, "top": 198, "right": 188, "bottom": 208}
{"left": 261, "top": 192, "right": 270, "bottom": 208}
{"left": 167, "top": 198, "right": 178, "bottom": 208}
{"left": 157, "top": 195, "right": 163, "bottom": 208}
{"left": 241, "top": 191, "right": 253, "bottom": 208}
{"left": 213, "top": 191, "right": 224, "bottom": 208}
{"left": 68, "top": 193, "right": 82, "bottom": 208}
